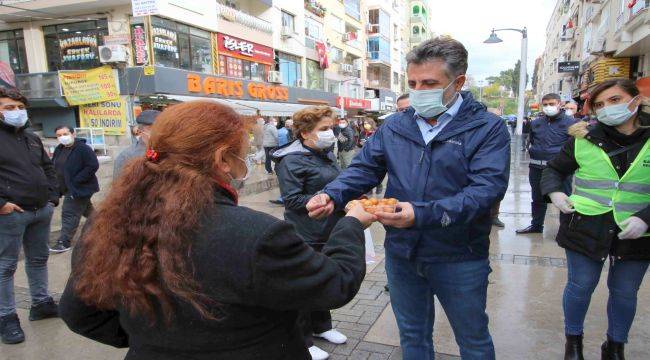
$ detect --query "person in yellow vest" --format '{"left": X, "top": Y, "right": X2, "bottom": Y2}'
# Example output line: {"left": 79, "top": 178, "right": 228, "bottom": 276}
{"left": 541, "top": 78, "right": 649, "bottom": 360}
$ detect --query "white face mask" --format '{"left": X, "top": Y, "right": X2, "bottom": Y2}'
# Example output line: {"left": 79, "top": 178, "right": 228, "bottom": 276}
{"left": 542, "top": 105, "right": 560, "bottom": 117}
{"left": 565, "top": 109, "right": 575, "bottom": 117}
{"left": 339, "top": 122, "right": 348, "bottom": 129}
{"left": 227, "top": 154, "right": 252, "bottom": 190}
{"left": 58, "top": 135, "right": 74, "bottom": 146}
{"left": 2, "top": 109, "right": 28, "bottom": 128}
{"left": 313, "top": 129, "right": 337, "bottom": 149}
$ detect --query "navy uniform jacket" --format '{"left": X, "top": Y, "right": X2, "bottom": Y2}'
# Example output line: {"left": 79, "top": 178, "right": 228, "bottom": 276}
{"left": 528, "top": 111, "right": 576, "bottom": 162}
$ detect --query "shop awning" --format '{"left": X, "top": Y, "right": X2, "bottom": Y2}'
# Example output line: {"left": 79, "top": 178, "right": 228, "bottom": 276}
{"left": 164, "top": 95, "right": 257, "bottom": 115}
{"left": 164, "top": 95, "right": 325, "bottom": 117}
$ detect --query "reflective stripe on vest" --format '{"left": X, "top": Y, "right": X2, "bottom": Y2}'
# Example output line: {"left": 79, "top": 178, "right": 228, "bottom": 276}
{"left": 569, "top": 137, "right": 650, "bottom": 237}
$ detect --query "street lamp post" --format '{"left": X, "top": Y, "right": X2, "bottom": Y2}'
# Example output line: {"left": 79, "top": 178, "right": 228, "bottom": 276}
{"left": 484, "top": 27, "right": 528, "bottom": 136}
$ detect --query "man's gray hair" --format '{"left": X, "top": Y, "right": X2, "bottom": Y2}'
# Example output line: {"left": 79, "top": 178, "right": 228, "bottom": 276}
{"left": 406, "top": 36, "right": 468, "bottom": 80}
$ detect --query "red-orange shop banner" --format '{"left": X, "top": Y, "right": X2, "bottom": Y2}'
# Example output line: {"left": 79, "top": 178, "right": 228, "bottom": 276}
{"left": 216, "top": 33, "right": 274, "bottom": 65}
{"left": 337, "top": 97, "right": 370, "bottom": 109}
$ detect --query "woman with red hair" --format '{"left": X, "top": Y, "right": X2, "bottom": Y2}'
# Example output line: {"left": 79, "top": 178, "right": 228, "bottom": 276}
{"left": 58, "top": 101, "right": 374, "bottom": 359}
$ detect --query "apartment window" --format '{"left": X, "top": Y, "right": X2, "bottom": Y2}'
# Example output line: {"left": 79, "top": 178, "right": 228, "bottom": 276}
{"left": 0, "top": 30, "right": 27, "bottom": 74}
{"left": 218, "top": 54, "right": 269, "bottom": 82}
{"left": 278, "top": 52, "right": 302, "bottom": 87}
{"left": 328, "top": 80, "right": 340, "bottom": 94}
{"left": 44, "top": 19, "right": 108, "bottom": 71}
{"left": 413, "top": 4, "right": 420, "bottom": 15}
{"left": 393, "top": 71, "right": 398, "bottom": 86}
{"left": 329, "top": 47, "right": 343, "bottom": 62}
{"left": 305, "top": 17, "right": 323, "bottom": 49}
{"left": 306, "top": 59, "right": 324, "bottom": 90}
{"left": 344, "top": 0, "right": 361, "bottom": 21}
{"left": 330, "top": 14, "right": 345, "bottom": 34}
{"left": 282, "top": 11, "right": 295, "bottom": 31}
{"left": 368, "top": 37, "right": 390, "bottom": 63}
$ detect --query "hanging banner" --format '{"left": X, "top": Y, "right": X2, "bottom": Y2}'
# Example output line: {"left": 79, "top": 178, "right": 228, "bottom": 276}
{"left": 315, "top": 41, "right": 329, "bottom": 69}
{"left": 79, "top": 98, "right": 128, "bottom": 136}
{"left": 59, "top": 66, "right": 119, "bottom": 106}
{"left": 215, "top": 33, "right": 274, "bottom": 65}
{"left": 131, "top": 24, "right": 149, "bottom": 66}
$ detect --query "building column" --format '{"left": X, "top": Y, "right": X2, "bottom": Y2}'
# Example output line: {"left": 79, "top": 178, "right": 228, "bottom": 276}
{"left": 23, "top": 24, "right": 48, "bottom": 73}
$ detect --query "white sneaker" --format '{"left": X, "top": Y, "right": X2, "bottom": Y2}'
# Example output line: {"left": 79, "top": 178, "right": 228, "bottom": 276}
{"left": 309, "top": 345, "right": 329, "bottom": 360}
{"left": 314, "top": 329, "right": 347, "bottom": 344}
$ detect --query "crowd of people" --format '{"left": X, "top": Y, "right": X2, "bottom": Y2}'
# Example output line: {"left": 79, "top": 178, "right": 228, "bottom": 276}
{"left": 0, "top": 36, "right": 648, "bottom": 360}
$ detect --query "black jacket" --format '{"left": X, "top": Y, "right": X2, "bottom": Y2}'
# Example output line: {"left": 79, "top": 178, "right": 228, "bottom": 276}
{"left": 272, "top": 141, "right": 344, "bottom": 245}
{"left": 337, "top": 126, "right": 356, "bottom": 152}
{"left": 53, "top": 138, "right": 100, "bottom": 198}
{"left": 0, "top": 121, "right": 59, "bottom": 210}
{"left": 59, "top": 188, "right": 365, "bottom": 360}
{"left": 541, "top": 111, "right": 650, "bottom": 261}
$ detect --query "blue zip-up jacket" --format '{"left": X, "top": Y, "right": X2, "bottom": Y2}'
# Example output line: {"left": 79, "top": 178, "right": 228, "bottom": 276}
{"left": 528, "top": 110, "right": 576, "bottom": 162}
{"left": 323, "top": 92, "right": 511, "bottom": 261}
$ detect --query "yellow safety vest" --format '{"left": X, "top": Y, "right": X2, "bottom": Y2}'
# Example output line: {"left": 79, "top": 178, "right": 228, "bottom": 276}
{"left": 569, "top": 137, "right": 650, "bottom": 237}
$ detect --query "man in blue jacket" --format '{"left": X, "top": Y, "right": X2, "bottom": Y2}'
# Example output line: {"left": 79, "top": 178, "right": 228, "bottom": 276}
{"left": 516, "top": 93, "right": 575, "bottom": 234}
{"left": 50, "top": 125, "right": 99, "bottom": 253}
{"left": 307, "top": 37, "right": 510, "bottom": 359}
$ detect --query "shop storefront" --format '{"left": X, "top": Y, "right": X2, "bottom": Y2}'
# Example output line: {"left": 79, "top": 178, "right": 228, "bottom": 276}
{"left": 0, "top": 29, "right": 28, "bottom": 74}
{"left": 44, "top": 19, "right": 109, "bottom": 71}
{"left": 215, "top": 32, "right": 273, "bottom": 82}
{"left": 336, "top": 96, "right": 370, "bottom": 117}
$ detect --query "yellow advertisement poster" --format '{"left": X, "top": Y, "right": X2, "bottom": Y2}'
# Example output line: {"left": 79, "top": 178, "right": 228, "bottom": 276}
{"left": 59, "top": 65, "right": 119, "bottom": 106}
{"left": 79, "top": 98, "right": 128, "bottom": 136}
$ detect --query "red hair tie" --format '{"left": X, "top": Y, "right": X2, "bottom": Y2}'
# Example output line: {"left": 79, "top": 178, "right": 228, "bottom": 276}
{"left": 146, "top": 149, "right": 160, "bottom": 162}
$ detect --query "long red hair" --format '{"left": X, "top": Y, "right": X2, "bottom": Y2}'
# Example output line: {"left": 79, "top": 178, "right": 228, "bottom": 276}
{"left": 74, "top": 101, "right": 247, "bottom": 324}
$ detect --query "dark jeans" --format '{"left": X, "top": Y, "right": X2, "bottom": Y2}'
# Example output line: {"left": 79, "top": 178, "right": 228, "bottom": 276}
{"left": 564, "top": 249, "right": 649, "bottom": 343}
{"left": 56, "top": 195, "right": 94, "bottom": 246}
{"left": 385, "top": 252, "right": 495, "bottom": 360}
{"left": 0, "top": 204, "right": 54, "bottom": 316}
{"left": 264, "top": 147, "right": 275, "bottom": 173}
{"left": 299, "top": 310, "right": 333, "bottom": 348}
{"left": 529, "top": 165, "right": 572, "bottom": 228}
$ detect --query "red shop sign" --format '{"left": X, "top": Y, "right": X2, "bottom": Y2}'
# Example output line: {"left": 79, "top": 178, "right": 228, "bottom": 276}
{"left": 336, "top": 97, "right": 370, "bottom": 109}
{"left": 216, "top": 33, "right": 274, "bottom": 65}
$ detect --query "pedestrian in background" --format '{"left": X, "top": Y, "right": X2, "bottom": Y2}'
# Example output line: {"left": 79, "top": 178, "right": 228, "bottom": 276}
{"left": 252, "top": 117, "right": 265, "bottom": 164}
{"left": 337, "top": 118, "right": 356, "bottom": 169}
{"left": 522, "top": 116, "right": 532, "bottom": 151}
{"left": 564, "top": 100, "right": 579, "bottom": 119}
{"left": 50, "top": 126, "right": 99, "bottom": 254}
{"left": 269, "top": 120, "right": 295, "bottom": 206}
{"left": 307, "top": 36, "right": 510, "bottom": 360}
{"left": 357, "top": 118, "right": 376, "bottom": 148}
{"left": 273, "top": 106, "right": 349, "bottom": 360}
{"left": 113, "top": 110, "right": 160, "bottom": 180}
{"left": 542, "top": 79, "right": 649, "bottom": 360}
{"left": 0, "top": 88, "right": 60, "bottom": 345}
{"left": 263, "top": 117, "right": 279, "bottom": 175}
{"left": 516, "top": 93, "right": 575, "bottom": 234}
{"left": 59, "top": 101, "right": 373, "bottom": 360}
{"left": 396, "top": 93, "right": 410, "bottom": 112}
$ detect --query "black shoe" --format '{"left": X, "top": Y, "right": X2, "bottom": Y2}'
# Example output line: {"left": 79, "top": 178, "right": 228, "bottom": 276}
{"left": 601, "top": 339, "right": 625, "bottom": 360}
{"left": 384, "top": 285, "right": 389, "bottom": 292}
{"left": 29, "top": 297, "right": 59, "bottom": 321}
{"left": 49, "top": 242, "right": 71, "bottom": 254}
{"left": 565, "top": 334, "right": 584, "bottom": 360}
{"left": 269, "top": 200, "right": 283, "bottom": 205}
{"left": 516, "top": 225, "right": 543, "bottom": 234}
{"left": 492, "top": 217, "right": 505, "bottom": 228}
{"left": 0, "top": 313, "right": 25, "bottom": 344}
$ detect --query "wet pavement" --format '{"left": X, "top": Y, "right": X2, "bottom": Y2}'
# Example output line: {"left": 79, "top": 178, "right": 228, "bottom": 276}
{"left": 3, "top": 143, "right": 650, "bottom": 360}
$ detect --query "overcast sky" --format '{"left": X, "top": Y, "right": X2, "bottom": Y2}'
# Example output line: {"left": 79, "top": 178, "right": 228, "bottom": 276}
{"left": 428, "top": 0, "right": 557, "bottom": 88}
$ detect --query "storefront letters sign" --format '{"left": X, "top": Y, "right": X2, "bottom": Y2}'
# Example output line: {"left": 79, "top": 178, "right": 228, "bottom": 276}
{"left": 79, "top": 98, "right": 128, "bottom": 135}
{"left": 131, "top": 24, "right": 149, "bottom": 66}
{"left": 187, "top": 73, "right": 289, "bottom": 101}
{"left": 216, "top": 33, "right": 274, "bottom": 64}
{"left": 59, "top": 34, "right": 98, "bottom": 63}
{"left": 132, "top": 0, "right": 160, "bottom": 17}
{"left": 337, "top": 97, "right": 370, "bottom": 109}
{"left": 59, "top": 66, "right": 120, "bottom": 106}
{"left": 152, "top": 27, "right": 178, "bottom": 54}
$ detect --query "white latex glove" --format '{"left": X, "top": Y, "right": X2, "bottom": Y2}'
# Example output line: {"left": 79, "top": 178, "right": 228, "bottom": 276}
{"left": 549, "top": 192, "right": 575, "bottom": 214}
{"left": 618, "top": 216, "right": 649, "bottom": 240}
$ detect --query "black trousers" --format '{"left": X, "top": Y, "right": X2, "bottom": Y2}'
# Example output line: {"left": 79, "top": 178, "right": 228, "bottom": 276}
{"left": 264, "top": 147, "right": 275, "bottom": 173}
{"left": 299, "top": 241, "right": 333, "bottom": 347}
{"left": 529, "top": 165, "right": 572, "bottom": 228}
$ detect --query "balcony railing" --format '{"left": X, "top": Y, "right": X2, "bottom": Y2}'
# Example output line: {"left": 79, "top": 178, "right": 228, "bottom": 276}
{"left": 615, "top": 0, "right": 648, "bottom": 32}
{"left": 216, "top": 3, "right": 273, "bottom": 34}
{"left": 410, "top": 33, "right": 427, "bottom": 44}
{"left": 411, "top": 13, "right": 428, "bottom": 25}
{"left": 16, "top": 72, "right": 62, "bottom": 99}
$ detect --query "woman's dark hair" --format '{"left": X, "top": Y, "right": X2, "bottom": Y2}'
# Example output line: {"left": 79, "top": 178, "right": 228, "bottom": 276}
{"left": 589, "top": 78, "right": 640, "bottom": 112}
{"left": 0, "top": 87, "right": 29, "bottom": 106}
{"left": 73, "top": 101, "right": 248, "bottom": 324}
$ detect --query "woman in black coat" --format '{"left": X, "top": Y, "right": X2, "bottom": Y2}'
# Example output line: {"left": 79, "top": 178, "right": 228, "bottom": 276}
{"left": 541, "top": 79, "right": 650, "bottom": 360}
{"left": 272, "top": 105, "right": 348, "bottom": 360}
{"left": 58, "top": 101, "right": 374, "bottom": 360}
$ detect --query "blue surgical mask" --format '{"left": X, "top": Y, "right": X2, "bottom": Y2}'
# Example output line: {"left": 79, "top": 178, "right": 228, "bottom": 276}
{"left": 410, "top": 78, "right": 458, "bottom": 119}
{"left": 2, "top": 109, "right": 28, "bottom": 128}
{"left": 227, "top": 154, "right": 252, "bottom": 190}
{"left": 596, "top": 97, "right": 638, "bottom": 126}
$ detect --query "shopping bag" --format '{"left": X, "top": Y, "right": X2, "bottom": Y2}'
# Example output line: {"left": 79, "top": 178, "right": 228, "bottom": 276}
{"left": 364, "top": 228, "right": 376, "bottom": 264}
